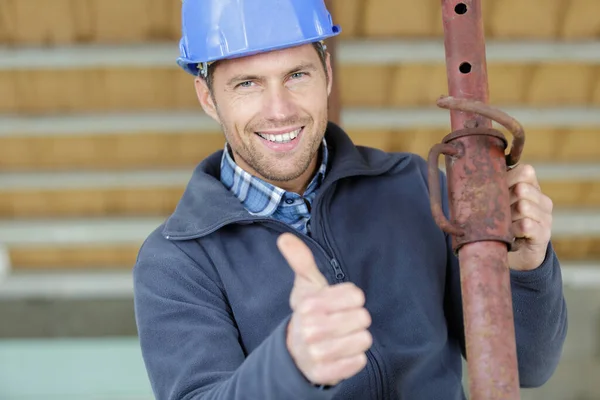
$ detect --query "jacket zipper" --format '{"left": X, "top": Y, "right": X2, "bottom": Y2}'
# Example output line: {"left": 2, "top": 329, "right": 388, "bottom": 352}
{"left": 260, "top": 219, "right": 345, "bottom": 284}
{"left": 312, "top": 182, "right": 346, "bottom": 282}
{"left": 366, "top": 349, "right": 385, "bottom": 399}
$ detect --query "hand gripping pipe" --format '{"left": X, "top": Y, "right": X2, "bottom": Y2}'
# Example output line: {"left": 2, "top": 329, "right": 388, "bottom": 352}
{"left": 427, "top": 1, "right": 526, "bottom": 399}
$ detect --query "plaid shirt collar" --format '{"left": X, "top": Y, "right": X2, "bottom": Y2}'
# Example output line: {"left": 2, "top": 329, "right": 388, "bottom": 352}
{"left": 219, "top": 139, "right": 329, "bottom": 218}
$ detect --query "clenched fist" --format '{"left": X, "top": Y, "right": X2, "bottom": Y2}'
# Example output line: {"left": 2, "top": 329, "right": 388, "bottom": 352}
{"left": 277, "top": 233, "right": 373, "bottom": 387}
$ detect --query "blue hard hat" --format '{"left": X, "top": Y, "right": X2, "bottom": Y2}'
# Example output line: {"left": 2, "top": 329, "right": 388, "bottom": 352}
{"left": 177, "top": 0, "right": 341, "bottom": 76}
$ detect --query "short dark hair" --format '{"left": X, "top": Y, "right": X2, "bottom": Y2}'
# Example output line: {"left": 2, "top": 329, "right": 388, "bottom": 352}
{"left": 202, "top": 41, "right": 329, "bottom": 93}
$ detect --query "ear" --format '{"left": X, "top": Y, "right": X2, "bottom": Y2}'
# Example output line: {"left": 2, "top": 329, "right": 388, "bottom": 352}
{"left": 325, "top": 52, "right": 333, "bottom": 97}
{"left": 194, "top": 77, "right": 221, "bottom": 123}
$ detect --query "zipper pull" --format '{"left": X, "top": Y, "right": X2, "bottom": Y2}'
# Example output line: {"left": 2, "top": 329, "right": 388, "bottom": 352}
{"left": 330, "top": 258, "right": 345, "bottom": 280}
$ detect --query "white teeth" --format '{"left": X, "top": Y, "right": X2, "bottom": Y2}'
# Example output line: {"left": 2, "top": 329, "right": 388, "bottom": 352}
{"left": 258, "top": 128, "right": 302, "bottom": 144}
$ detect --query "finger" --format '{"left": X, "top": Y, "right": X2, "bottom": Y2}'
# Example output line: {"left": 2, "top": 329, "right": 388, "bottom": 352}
{"left": 509, "top": 182, "right": 542, "bottom": 206}
{"left": 309, "top": 330, "right": 373, "bottom": 364}
{"left": 511, "top": 218, "right": 549, "bottom": 245}
{"left": 311, "top": 353, "right": 368, "bottom": 386}
{"left": 300, "top": 308, "right": 372, "bottom": 344}
{"left": 298, "top": 282, "right": 365, "bottom": 314}
{"left": 511, "top": 199, "right": 548, "bottom": 224}
{"left": 506, "top": 164, "right": 540, "bottom": 190}
{"left": 277, "top": 233, "right": 328, "bottom": 289}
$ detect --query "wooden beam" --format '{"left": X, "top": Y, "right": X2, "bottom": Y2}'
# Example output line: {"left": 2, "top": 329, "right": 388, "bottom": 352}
{"left": 0, "top": 128, "right": 599, "bottom": 172}
{"left": 9, "top": 235, "right": 600, "bottom": 270}
{"left": 2, "top": 62, "right": 599, "bottom": 113}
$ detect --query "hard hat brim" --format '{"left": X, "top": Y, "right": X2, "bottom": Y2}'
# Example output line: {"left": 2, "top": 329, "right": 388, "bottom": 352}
{"left": 177, "top": 27, "right": 341, "bottom": 76}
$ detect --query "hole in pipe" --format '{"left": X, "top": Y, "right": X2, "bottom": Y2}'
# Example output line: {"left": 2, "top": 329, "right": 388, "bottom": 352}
{"left": 455, "top": 3, "right": 468, "bottom": 14}
{"left": 459, "top": 62, "right": 472, "bottom": 74}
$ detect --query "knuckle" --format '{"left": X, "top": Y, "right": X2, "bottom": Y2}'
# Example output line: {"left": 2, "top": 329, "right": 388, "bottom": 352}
{"left": 354, "top": 353, "right": 368, "bottom": 370}
{"left": 522, "top": 164, "right": 536, "bottom": 180}
{"left": 521, "top": 218, "right": 534, "bottom": 232}
{"left": 359, "top": 308, "right": 372, "bottom": 327}
{"left": 514, "top": 182, "right": 529, "bottom": 197}
{"left": 360, "top": 330, "right": 373, "bottom": 349}
{"left": 517, "top": 199, "right": 532, "bottom": 215}
{"left": 351, "top": 287, "right": 366, "bottom": 305}
{"left": 546, "top": 196, "right": 554, "bottom": 212}
{"left": 299, "top": 296, "right": 322, "bottom": 315}
{"left": 341, "top": 354, "right": 368, "bottom": 380}
{"left": 301, "top": 324, "right": 321, "bottom": 344}
{"left": 308, "top": 345, "right": 327, "bottom": 363}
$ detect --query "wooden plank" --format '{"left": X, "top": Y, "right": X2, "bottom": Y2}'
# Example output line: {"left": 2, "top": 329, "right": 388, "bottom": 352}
{"left": 330, "top": 0, "right": 363, "bottom": 38}
{"left": 10, "top": 245, "right": 140, "bottom": 269}
{"left": 363, "top": 0, "right": 437, "bottom": 37}
{"left": 541, "top": 181, "right": 600, "bottom": 208}
{"left": 0, "top": 128, "right": 598, "bottom": 172}
{"left": 593, "top": 69, "right": 600, "bottom": 105}
{"left": 0, "top": 0, "right": 180, "bottom": 45}
{"left": 0, "top": 68, "right": 198, "bottom": 114}
{"left": 560, "top": 0, "right": 600, "bottom": 39}
{"left": 348, "top": 130, "right": 392, "bottom": 150}
{"left": 9, "top": 235, "right": 600, "bottom": 270}
{"left": 526, "top": 64, "right": 596, "bottom": 106}
{"left": 0, "top": 187, "right": 185, "bottom": 219}
{"left": 338, "top": 65, "right": 393, "bottom": 107}
{"left": 4, "top": 0, "right": 76, "bottom": 45}
{"left": 90, "top": 0, "right": 177, "bottom": 43}
{"left": 0, "top": 69, "right": 18, "bottom": 110}
{"left": 4, "top": 63, "right": 599, "bottom": 113}
{"left": 487, "top": 64, "right": 532, "bottom": 105}
{"left": 487, "top": 0, "right": 564, "bottom": 39}
{"left": 389, "top": 128, "right": 600, "bottom": 163}
{"left": 390, "top": 64, "right": 449, "bottom": 107}
{"left": 552, "top": 237, "right": 600, "bottom": 262}
{"left": 1, "top": 178, "right": 597, "bottom": 219}
{"left": 0, "top": 132, "right": 225, "bottom": 171}
{"left": 4, "top": 0, "right": 600, "bottom": 45}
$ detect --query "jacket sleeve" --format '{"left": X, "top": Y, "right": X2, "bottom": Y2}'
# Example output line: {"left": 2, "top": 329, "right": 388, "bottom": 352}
{"left": 133, "top": 236, "right": 339, "bottom": 400}
{"left": 439, "top": 170, "right": 568, "bottom": 388}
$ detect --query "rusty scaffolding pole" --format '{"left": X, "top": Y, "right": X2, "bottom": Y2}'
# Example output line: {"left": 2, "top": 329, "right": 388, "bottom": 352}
{"left": 427, "top": 1, "right": 526, "bottom": 399}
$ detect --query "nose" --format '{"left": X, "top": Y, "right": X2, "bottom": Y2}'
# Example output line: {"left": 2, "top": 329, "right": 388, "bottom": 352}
{"left": 262, "top": 85, "right": 296, "bottom": 121}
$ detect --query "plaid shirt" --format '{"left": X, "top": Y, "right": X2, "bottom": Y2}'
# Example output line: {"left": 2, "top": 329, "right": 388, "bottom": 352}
{"left": 220, "top": 139, "right": 328, "bottom": 235}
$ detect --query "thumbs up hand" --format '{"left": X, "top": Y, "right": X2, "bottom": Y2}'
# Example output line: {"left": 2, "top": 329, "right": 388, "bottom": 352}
{"left": 277, "top": 233, "right": 373, "bottom": 387}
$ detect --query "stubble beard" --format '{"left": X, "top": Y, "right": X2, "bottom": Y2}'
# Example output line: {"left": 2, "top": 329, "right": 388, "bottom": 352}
{"left": 225, "top": 114, "right": 328, "bottom": 184}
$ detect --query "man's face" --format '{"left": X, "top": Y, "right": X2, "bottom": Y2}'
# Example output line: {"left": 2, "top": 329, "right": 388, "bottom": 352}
{"left": 195, "top": 44, "right": 332, "bottom": 189}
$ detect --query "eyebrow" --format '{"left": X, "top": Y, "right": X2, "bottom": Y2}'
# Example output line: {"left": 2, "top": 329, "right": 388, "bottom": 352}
{"left": 226, "top": 62, "right": 319, "bottom": 87}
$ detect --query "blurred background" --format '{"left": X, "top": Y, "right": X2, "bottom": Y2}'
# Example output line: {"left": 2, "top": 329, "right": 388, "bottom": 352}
{"left": 0, "top": 0, "right": 599, "bottom": 399}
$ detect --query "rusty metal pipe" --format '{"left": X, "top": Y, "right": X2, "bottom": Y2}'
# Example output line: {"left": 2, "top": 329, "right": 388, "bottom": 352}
{"left": 427, "top": 1, "right": 523, "bottom": 399}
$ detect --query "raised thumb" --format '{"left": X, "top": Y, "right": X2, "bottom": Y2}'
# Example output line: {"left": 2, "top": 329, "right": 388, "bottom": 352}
{"left": 277, "top": 233, "right": 328, "bottom": 290}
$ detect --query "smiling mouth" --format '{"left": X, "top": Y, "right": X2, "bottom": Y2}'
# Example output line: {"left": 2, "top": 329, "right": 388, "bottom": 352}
{"left": 256, "top": 127, "right": 303, "bottom": 144}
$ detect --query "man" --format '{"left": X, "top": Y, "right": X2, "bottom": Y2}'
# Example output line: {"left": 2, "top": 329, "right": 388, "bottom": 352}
{"left": 133, "top": 0, "right": 568, "bottom": 399}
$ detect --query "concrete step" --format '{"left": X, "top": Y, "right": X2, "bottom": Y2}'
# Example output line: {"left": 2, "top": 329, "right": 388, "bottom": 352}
{"left": 0, "top": 274, "right": 599, "bottom": 399}
{"left": 0, "top": 110, "right": 599, "bottom": 171}
{"left": 2, "top": 41, "right": 600, "bottom": 113}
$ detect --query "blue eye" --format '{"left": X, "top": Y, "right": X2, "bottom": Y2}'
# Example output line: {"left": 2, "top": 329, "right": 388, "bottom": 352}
{"left": 291, "top": 72, "right": 306, "bottom": 79}
{"left": 237, "top": 81, "right": 254, "bottom": 88}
